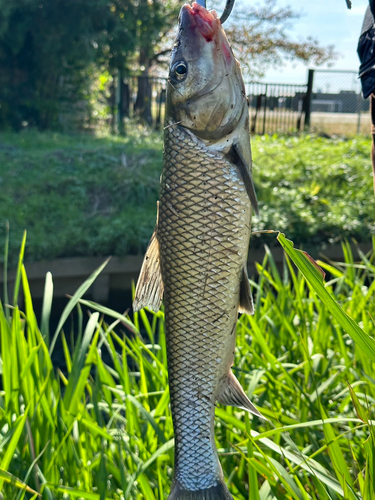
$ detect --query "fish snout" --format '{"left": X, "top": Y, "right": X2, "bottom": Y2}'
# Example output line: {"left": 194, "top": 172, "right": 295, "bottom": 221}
{"left": 180, "top": 3, "right": 219, "bottom": 42}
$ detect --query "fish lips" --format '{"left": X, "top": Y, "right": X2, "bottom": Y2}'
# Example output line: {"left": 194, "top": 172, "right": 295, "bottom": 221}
{"left": 179, "top": 3, "right": 219, "bottom": 42}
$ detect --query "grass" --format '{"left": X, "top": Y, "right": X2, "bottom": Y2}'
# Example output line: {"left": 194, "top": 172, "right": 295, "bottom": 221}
{"left": 0, "top": 234, "right": 375, "bottom": 499}
{"left": 252, "top": 135, "right": 374, "bottom": 249}
{"left": 0, "top": 128, "right": 373, "bottom": 266}
{"left": 0, "top": 127, "right": 163, "bottom": 266}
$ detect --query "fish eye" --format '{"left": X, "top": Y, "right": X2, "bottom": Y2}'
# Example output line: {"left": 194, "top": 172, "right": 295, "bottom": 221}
{"left": 172, "top": 61, "right": 188, "bottom": 81}
{"left": 175, "top": 63, "right": 187, "bottom": 75}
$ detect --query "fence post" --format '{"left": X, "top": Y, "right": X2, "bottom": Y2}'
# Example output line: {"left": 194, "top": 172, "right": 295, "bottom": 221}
{"left": 304, "top": 69, "right": 314, "bottom": 130}
{"left": 356, "top": 90, "right": 362, "bottom": 135}
{"left": 262, "top": 84, "right": 268, "bottom": 135}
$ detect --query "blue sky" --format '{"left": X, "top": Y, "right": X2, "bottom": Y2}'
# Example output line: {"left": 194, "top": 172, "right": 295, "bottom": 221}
{"left": 249, "top": 0, "right": 370, "bottom": 83}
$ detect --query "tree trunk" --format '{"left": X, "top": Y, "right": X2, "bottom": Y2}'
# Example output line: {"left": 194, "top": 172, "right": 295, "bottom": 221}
{"left": 122, "top": 81, "right": 130, "bottom": 118}
{"left": 109, "top": 77, "right": 116, "bottom": 134}
{"left": 134, "top": 50, "right": 153, "bottom": 125}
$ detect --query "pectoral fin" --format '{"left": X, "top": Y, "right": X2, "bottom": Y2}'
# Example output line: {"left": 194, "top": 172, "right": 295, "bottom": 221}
{"left": 217, "top": 371, "right": 266, "bottom": 420}
{"left": 228, "top": 143, "right": 259, "bottom": 216}
{"left": 238, "top": 265, "right": 254, "bottom": 315}
{"left": 133, "top": 223, "right": 164, "bottom": 313}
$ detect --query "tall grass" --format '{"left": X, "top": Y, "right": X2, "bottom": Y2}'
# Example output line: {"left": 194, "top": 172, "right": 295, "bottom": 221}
{"left": 0, "top": 235, "right": 374, "bottom": 499}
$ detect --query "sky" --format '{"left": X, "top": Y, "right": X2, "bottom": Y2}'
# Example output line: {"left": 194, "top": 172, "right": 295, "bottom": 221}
{"left": 247, "top": 0, "right": 370, "bottom": 84}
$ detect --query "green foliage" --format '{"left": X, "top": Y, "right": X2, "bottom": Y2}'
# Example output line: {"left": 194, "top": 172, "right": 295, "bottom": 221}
{"left": 0, "top": 0, "right": 119, "bottom": 129}
{"left": 0, "top": 0, "right": 183, "bottom": 130}
{"left": 0, "top": 235, "right": 375, "bottom": 498}
{"left": 0, "top": 127, "right": 163, "bottom": 265}
{"left": 252, "top": 134, "right": 375, "bottom": 248}
{"left": 0, "top": 0, "right": 336, "bottom": 131}
{"left": 0, "top": 130, "right": 373, "bottom": 266}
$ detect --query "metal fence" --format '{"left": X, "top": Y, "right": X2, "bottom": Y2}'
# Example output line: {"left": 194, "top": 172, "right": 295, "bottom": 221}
{"left": 117, "top": 77, "right": 308, "bottom": 134}
{"left": 115, "top": 70, "right": 369, "bottom": 136}
{"left": 117, "top": 76, "right": 167, "bottom": 131}
{"left": 245, "top": 82, "right": 307, "bottom": 135}
{"left": 245, "top": 71, "right": 370, "bottom": 136}
{"left": 310, "top": 69, "right": 369, "bottom": 135}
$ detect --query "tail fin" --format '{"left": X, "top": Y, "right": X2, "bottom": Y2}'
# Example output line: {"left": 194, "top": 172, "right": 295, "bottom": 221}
{"left": 168, "top": 479, "right": 233, "bottom": 500}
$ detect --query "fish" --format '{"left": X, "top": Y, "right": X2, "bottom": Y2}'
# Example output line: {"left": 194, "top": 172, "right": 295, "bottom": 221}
{"left": 133, "top": 2, "right": 264, "bottom": 499}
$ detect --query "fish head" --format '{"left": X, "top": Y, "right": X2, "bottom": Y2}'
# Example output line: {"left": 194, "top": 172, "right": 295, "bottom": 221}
{"left": 167, "top": 2, "right": 246, "bottom": 142}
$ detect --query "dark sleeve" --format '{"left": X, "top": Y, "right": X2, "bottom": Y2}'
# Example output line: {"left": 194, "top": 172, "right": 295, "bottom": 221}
{"left": 370, "top": 0, "right": 375, "bottom": 18}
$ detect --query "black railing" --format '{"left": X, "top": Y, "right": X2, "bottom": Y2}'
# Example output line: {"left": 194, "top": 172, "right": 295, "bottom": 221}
{"left": 114, "top": 70, "right": 369, "bottom": 136}
{"left": 119, "top": 76, "right": 167, "bottom": 131}
{"left": 245, "top": 82, "right": 308, "bottom": 134}
{"left": 117, "top": 77, "right": 308, "bottom": 135}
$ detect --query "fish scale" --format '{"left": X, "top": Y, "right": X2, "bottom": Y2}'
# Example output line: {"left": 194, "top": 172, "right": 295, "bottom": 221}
{"left": 157, "top": 123, "right": 252, "bottom": 490}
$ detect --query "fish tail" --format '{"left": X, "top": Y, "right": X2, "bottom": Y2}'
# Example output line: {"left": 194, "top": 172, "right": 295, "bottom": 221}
{"left": 168, "top": 479, "right": 233, "bottom": 500}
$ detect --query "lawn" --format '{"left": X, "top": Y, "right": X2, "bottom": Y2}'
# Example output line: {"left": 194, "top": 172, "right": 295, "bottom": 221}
{"left": 0, "top": 128, "right": 373, "bottom": 266}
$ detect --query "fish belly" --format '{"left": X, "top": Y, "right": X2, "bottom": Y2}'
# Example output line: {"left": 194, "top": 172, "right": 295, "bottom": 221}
{"left": 158, "top": 125, "right": 251, "bottom": 490}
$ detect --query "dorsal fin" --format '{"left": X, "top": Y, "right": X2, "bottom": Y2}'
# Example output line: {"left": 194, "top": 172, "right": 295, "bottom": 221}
{"left": 133, "top": 204, "right": 164, "bottom": 312}
{"left": 133, "top": 228, "right": 164, "bottom": 313}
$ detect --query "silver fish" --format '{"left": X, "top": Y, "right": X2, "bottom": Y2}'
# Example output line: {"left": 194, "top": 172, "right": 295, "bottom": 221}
{"left": 133, "top": 3, "right": 264, "bottom": 499}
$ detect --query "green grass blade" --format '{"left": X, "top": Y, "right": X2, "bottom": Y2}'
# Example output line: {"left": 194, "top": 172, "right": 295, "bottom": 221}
{"left": 41, "top": 272, "right": 53, "bottom": 343}
{"left": 0, "top": 301, "right": 12, "bottom": 412}
{"left": 78, "top": 416, "right": 113, "bottom": 441}
{"left": 49, "top": 257, "right": 110, "bottom": 355}
{"left": 46, "top": 485, "right": 110, "bottom": 499}
{"left": 12, "top": 231, "right": 27, "bottom": 307}
{"left": 0, "top": 405, "right": 30, "bottom": 489}
{"left": 320, "top": 407, "right": 354, "bottom": 492}
{"left": 126, "top": 394, "right": 167, "bottom": 444}
{"left": 245, "top": 413, "right": 260, "bottom": 500}
{"left": 277, "top": 233, "right": 375, "bottom": 363}
{"left": 0, "top": 467, "right": 41, "bottom": 496}
{"left": 63, "top": 312, "right": 100, "bottom": 411}
{"left": 125, "top": 440, "right": 174, "bottom": 498}
{"left": 76, "top": 297, "right": 139, "bottom": 335}
{"left": 3, "top": 221, "right": 9, "bottom": 320}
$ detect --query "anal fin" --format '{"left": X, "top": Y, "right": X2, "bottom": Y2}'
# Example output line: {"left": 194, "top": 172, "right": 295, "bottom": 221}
{"left": 238, "top": 265, "right": 254, "bottom": 315}
{"left": 217, "top": 371, "right": 266, "bottom": 420}
{"left": 133, "top": 216, "right": 164, "bottom": 312}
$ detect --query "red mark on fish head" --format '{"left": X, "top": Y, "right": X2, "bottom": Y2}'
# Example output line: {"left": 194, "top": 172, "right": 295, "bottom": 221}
{"left": 221, "top": 40, "right": 232, "bottom": 65}
{"left": 190, "top": 2, "right": 217, "bottom": 42}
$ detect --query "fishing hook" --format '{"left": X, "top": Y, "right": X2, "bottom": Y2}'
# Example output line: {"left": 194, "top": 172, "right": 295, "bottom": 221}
{"left": 196, "top": 0, "right": 236, "bottom": 24}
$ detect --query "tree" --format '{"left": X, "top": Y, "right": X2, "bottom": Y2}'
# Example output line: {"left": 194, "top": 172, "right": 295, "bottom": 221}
{"left": 224, "top": 0, "right": 336, "bottom": 78}
{"left": 0, "top": 0, "right": 180, "bottom": 130}
{"left": 0, "top": 0, "right": 337, "bottom": 131}
{"left": 133, "top": 0, "right": 182, "bottom": 124}
{"left": 0, "top": 0, "right": 137, "bottom": 130}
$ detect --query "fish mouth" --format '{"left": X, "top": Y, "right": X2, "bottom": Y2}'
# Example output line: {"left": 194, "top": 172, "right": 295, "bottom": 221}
{"left": 181, "top": 3, "right": 219, "bottom": 42}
